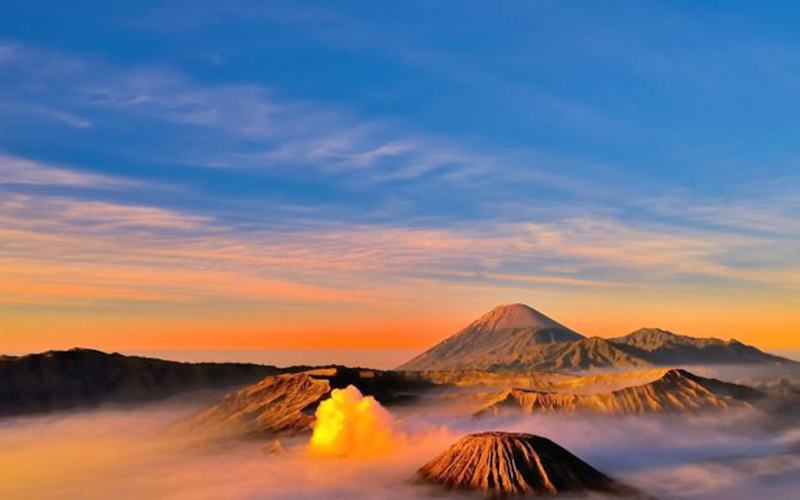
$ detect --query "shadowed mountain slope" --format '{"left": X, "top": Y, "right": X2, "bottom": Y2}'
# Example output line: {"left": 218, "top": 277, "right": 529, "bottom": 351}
{"left": 527, "top": 336, "right": 649, "bottom": 371}
{"left": 418, "top": 432, "right": 641, "bottom": 497}
{"left": 0, "top": 348, "right": 279, "bottom": 417}
{"left": 609, "top": 328, "right": 795, "bottom": 366}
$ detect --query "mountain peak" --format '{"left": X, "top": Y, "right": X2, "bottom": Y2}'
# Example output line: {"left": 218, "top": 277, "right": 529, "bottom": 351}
{"left": 396, "top": 304, "right": 585, "bottom": 371}
{"left": 629, "top": 327, "right": 676, "bottom": 337}
{"left": 418, "top": 432, "right": 638, "bottom": 496}
{"left": 472, "top": 303, "right": 567, "bottom": 332}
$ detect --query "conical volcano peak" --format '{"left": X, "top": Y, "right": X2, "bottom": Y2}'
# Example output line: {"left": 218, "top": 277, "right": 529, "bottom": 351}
{"left": 396, "top": 304, "right": 585, "bottom": 371}
{"left": 473, "top": 303, "right": 566, "bottom": 332}
{"left": 417, "top": 431, "right": 640, "bottom": 497}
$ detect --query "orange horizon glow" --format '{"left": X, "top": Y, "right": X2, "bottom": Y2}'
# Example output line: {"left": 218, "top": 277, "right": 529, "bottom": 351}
{"left": 3, "top": 295, "right": 800, "bottom": 353}
{"left": 3, "top": 194, "right": 800, "bottom": 353}
{"left": 4, "top": 5, "right": 800, "bottom": 369}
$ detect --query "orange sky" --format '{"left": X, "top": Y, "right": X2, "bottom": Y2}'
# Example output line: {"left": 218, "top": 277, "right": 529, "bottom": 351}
{"left": 2, "top": 188, "right": 800, "bottom": 353}
{"left": 3, "top": 279, "right": 799, "bottom": 352}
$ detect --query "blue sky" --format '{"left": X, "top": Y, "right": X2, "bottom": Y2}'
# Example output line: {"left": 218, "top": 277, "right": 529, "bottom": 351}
{"left": 2, "top": 1, "right": 800, "bottom": 349}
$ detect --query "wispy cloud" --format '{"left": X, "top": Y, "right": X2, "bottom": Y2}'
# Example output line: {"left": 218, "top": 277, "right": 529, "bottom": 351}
{"left": 81, "top": 71, "right": 499, "bottom": 185}
{"left": 2, "top": 187, "right": 799, "bottom": 309}
{"left": 0, "top": 41, "right": 598, "bottom": 198}
{"left": 648, "top": 184, "right": 800, "bottom": 235}
{"left": 0, "top": 155, "right": 135, "bottom": 188}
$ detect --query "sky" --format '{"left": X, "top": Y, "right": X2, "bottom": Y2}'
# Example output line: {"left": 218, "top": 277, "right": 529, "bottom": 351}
{"left": 2, "top": 1, "right": 800, "bottom": 352}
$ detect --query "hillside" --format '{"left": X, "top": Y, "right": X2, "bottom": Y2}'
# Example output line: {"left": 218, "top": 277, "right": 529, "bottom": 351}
{"left": 609, "top": 327, "right": 794, "bottom": 365}
{"left": 178, "top": 372, "right": 330, "bottom": 437}
{"left": 177, "top": 367, "right": 433, "bottom": 438}
{"left": 0, "top": 348, "right": 279, "bottom": 416}
{"left": 476, "top": 368, "right": 764, "bottom": 417}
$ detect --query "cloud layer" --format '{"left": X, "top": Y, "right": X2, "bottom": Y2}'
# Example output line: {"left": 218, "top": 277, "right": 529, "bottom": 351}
{"left": 1, "top": 399, "right": 799, "bottom": 500}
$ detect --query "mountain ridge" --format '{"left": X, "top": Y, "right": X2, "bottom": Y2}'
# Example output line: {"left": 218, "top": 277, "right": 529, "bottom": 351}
{"left": 399, "top": 304, "right": 799, "bottom": 372}
{"left": 608, "top": 327, "right": 792, "bottom": 365}
{"left": 0, "top": 348, "right": 281, "bottom": 416}
{"left": 475, "top": 368, "right": 765, "bottom": 417}
{"left": 176, "top": 366, "right": 434, "bottom": 438}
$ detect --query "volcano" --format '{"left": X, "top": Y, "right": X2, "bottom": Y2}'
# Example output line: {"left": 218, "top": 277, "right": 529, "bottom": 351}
{"left": 177, "top": 367, "right": 433, "bottom": 438}
{"left": 398, "top": 304, "right": 645, "bottom": 371}
{"left": 418, "top": 432, "right": 640, "bottom": 497}
{"left": 398, "top": 304, "right": 589, "bottom": 371}
{"left": 398, "top": 303, "right": 798, "bottom": 372}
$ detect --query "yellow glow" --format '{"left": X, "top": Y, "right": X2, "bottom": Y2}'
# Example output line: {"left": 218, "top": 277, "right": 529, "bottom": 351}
{"left": 309, "top": 385, "right": 394, "bottom": 457}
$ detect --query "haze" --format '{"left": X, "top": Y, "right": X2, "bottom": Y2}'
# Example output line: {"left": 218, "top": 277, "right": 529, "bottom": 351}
{"left": 2, "top": 397, "right": 799, "bottom": 500}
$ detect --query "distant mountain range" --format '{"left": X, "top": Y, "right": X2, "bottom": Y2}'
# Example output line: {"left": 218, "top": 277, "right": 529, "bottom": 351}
{"left": 0, "top": 348, "right": 280, "bottom": 416}
{"left": 398, "top": 303, "right": 798, "bottom": 371}
{"left": 3, "top": 305, "right": 796, "bottom": 419}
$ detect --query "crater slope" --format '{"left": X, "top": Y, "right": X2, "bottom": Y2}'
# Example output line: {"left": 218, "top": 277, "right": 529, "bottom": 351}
{"left": 177, "top": 367, "right": 432, "bottom": 438}
{"left": 476, "top": 368, "right": 764, "bottom": 417}
{"left": 418, "top": 432, "right": 641, "bottom": 497}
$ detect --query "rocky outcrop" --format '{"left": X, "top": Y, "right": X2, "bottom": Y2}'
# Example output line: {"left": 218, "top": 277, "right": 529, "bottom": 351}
{"left": 418, "top": 432, "right": 640, "bottom": 497}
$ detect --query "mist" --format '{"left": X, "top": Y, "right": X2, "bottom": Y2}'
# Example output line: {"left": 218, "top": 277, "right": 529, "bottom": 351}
{"left": 1, "top": 398, "right": 799, "bottom": 500}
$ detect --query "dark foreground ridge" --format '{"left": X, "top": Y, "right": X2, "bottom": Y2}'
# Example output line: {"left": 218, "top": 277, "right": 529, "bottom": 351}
{"left": 0, "top": 348, "right": 281, "bottom": 416}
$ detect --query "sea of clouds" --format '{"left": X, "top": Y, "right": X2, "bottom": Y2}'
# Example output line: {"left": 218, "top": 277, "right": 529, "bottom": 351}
{"left": 1, "top": 392, "right": 799, "bottom": 500}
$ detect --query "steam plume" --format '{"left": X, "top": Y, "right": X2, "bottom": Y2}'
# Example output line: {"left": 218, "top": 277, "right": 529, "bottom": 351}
{"left": 309, "top": 385, "right": 395, "bottom": 457}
